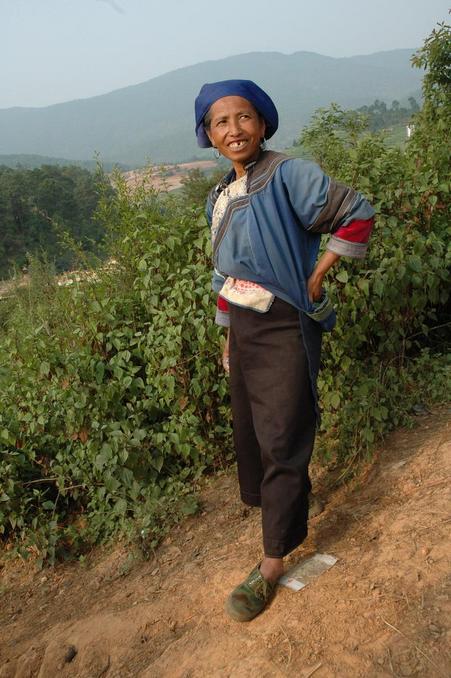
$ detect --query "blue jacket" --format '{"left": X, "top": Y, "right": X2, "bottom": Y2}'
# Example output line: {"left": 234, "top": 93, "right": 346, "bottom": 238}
{"left": 206, "top": 150, "right": 374, "bottom": 411}
{"left": 207, "top": 151, "right": 374, "bottom": 323}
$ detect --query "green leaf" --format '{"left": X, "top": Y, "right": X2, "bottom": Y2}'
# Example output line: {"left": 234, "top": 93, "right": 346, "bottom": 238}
{"left": 407, "top": 255, "right": 422, "bottom": 273}
{"left": 330, "top": 393, "right": 340, "bottom": 408}
{"left": 114, "top": 498, "right": 127, "bottom": 515}
{"left": 336, "top": 270, "right": 349, "bottom": 284}
{"left": 358, "top": 278, "right": 369, "bottom": 296}
{"left": 40, "top": 361, "right": 50, "bottom": 377}
{"left": 180, "top": 496, "right": 199, "bottom": 516}
{"left": 151, "top": 454, "right": 164, "bottom": 472}
{"left": 95, "top": 361, "right": 105, "bottom": 384}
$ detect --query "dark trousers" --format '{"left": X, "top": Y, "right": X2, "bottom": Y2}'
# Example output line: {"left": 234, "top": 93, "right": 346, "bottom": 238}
{"left": 229, "top": 297, "right": 318, "bottom": 558}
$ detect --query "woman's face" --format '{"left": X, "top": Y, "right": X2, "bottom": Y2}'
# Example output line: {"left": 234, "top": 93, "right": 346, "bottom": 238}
{"left": 205, "top": 96, "right": 266, "bottom": 176}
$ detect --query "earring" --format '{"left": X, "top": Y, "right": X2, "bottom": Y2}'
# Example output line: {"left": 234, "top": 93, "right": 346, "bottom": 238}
{"left": 260, "top": 139, "right": 267, "bottom": 151}
{"left": 213, "top": 148, "right": 220, "bottom": 159}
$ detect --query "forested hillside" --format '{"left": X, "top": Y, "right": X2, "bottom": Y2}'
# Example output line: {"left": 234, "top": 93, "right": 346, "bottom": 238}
{"left": 0, "top": 165, "right": 105, "bottom": 279}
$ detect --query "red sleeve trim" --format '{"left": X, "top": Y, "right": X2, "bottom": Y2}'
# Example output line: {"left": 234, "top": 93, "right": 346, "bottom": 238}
{"left": 334, "top": 217, "right": 374, "bottom": 243}
{"left": 217, "top": 295, "right": 230, "bottom": 312}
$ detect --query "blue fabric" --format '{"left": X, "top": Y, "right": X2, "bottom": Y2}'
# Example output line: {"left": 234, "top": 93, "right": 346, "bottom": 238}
{"left": 209, "top": 156, "right": 372, "bottom": 328}
{"left": 206, "top": 152, "right": 375, "bottom": 413}
{"left": 194, "top": 80, "right": 279, "bottom": 148}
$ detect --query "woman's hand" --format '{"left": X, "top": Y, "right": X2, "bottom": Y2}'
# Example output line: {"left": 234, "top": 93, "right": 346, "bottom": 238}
{"left": 308, "top": 251, "right": 342, "bottom": 302}
{"left": 222, "top": 329, "right": 230, "bottom": 374}
{"left": 307, "top": 270, "right": 324, "bottom": 302}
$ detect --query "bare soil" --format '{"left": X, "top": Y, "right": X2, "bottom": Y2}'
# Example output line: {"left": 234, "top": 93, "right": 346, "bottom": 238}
{"left": 122, "top": 160, "right": 217, "bottom": 192}
{"left": 1, "top": 408, "right": 450, "bottom": 678}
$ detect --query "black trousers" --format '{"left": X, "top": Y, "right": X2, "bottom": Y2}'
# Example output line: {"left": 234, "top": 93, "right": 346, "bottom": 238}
{"left": 229, "top": 297, "right": 318, "bottom": 558}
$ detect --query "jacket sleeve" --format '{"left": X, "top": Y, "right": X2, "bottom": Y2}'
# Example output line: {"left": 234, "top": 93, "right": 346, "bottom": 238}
{"left": 215, "top": 295, "right": 230, "bottom": 327}
{"left": 280, "top": 159, "right": 375, "bottom": 259}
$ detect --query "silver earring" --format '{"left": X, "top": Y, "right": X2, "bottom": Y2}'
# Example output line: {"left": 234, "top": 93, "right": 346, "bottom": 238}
{"left": 213, "top": 148, "right": 220, "bottom": 159}
{"left": 260, "top": 139, "right": 267, "bottom": 151}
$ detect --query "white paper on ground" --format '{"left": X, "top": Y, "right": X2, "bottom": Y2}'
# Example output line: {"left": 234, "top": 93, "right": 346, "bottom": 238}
{"left": 279, "top": 553, "right": 338, "bottom": 591}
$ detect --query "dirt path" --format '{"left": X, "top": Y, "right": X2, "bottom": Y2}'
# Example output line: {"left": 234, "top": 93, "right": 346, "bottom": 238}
{"left": 1, "top": 408, "right": 450, "bottom": 677}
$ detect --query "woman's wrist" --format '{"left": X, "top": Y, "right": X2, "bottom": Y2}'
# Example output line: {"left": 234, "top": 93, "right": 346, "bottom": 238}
{"left": 314, "top": 251, "right": 341, "bottom": 277}
{"left": 310, "top": 269, "right": 325, "bottom": 286}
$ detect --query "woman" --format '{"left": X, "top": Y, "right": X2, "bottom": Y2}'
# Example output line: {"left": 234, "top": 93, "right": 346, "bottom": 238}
{"left": 194, "top": 80, "right": 374, "bottom": 622}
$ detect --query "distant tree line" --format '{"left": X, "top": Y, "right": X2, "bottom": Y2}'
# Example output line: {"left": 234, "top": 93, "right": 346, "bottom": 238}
{"left": 356, "top": 97, "right": 420, "bottom": 131}
{"left": 292, "top": 97, "right": 421, "bottom": 146}
{"left": 0, "top": 155, "right": 131, "bottom": 172}
{"left": 0, "top": 165, "right": 106, "bottom": 279}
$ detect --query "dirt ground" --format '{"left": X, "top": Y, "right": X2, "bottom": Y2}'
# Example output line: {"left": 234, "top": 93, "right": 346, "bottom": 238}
{"left": 1, "top": 407, "right": 450, "bottom": 678}
{"left": 122, "top": 160, "right": 217, "bottom": 192}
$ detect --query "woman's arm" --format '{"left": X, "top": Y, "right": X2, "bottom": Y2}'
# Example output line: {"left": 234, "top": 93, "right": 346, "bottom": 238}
{"left": 280, "top": 159, "right": 375, "bottom": 303}
{"left": 280, "top": 159, "right": 375, "bottom": 259}
{"left": 308, "top": 251, "right": 341, "bottom": 302}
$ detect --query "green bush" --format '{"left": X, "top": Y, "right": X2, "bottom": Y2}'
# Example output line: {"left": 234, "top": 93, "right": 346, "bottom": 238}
{"left": 0, "top": 176, "right": 231, "bottom": 563}
{"left": 298, "top": 88, "right": 450, "bottom": 458}
{"left": 297, "top": 25, "right": 450, "bottom": 459}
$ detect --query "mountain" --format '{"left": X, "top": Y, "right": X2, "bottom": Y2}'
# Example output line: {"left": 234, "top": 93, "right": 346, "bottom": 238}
{"left": 0, "top": 49, "right": 422, "bottom": 166}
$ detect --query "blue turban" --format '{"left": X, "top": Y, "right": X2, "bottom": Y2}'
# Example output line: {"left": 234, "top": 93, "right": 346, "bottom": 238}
{"left": 194, "top": 79, "right": 279, "bottom": 148}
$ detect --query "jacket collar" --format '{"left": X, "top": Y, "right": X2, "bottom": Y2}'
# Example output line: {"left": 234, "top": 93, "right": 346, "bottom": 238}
{"left": 211, "top": 150, "right": 288, "bottom": 203}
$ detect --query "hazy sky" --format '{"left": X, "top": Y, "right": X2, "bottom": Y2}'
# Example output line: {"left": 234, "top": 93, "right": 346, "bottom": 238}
{"left": 1, "top": 0, "right": 449, "bottom": 109}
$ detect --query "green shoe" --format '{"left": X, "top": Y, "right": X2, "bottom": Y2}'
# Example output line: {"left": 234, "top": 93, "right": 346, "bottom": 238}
{"left": 225, "top": 564, "right": 278, "bottom": 622}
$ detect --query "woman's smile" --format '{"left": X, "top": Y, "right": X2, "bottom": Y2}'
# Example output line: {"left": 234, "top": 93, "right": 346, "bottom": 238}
{"left": 228, "top": 140, "right": 247, "bottom": 149}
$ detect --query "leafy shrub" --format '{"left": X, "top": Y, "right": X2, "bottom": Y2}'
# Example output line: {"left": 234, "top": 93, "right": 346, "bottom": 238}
{"left": 0, "top": 176, "right": 231, "bottom": 563}
{"left": 299, "top": 29, "right": 450, "bottom": 457}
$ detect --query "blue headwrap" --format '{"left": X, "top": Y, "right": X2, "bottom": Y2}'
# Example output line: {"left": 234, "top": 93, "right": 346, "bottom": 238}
{"left": 194, "top": 79, "right": 279, "bottom": 148}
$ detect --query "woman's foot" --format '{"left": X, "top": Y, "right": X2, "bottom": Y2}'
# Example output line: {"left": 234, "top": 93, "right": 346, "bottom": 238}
{"left": 225, "top": 561, "right": 279, "bottom": 622}
{"left": 259, "top": 556, "right": 284, "bottom": 583}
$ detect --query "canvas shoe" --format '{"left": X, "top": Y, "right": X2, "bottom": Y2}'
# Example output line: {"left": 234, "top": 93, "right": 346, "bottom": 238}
{"left": 225, "top": 563, "right": 277, "bottom": 622}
